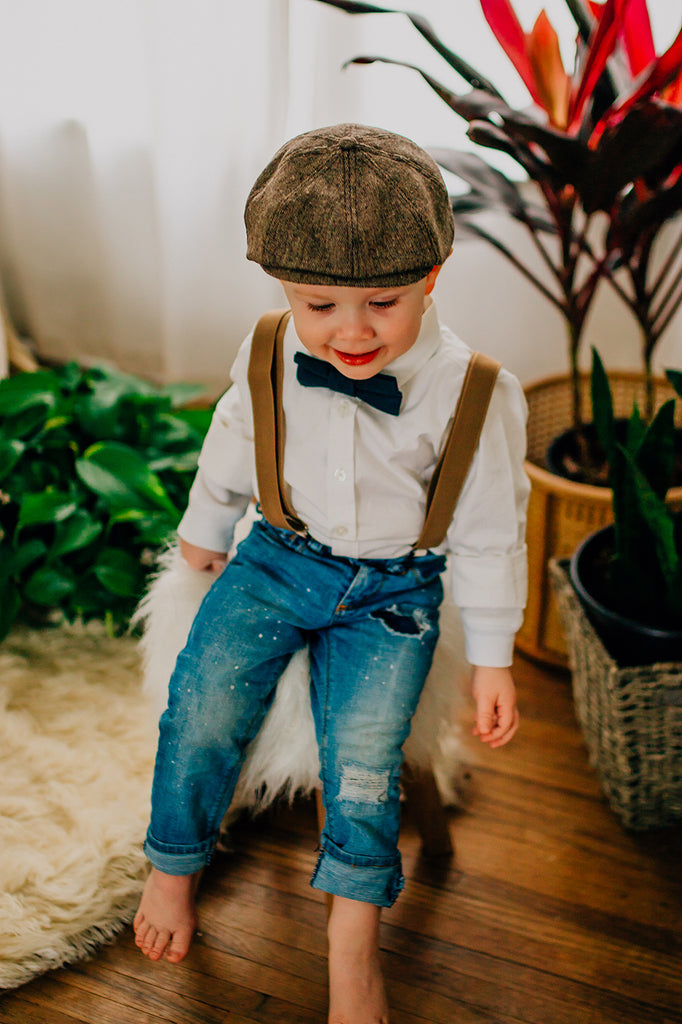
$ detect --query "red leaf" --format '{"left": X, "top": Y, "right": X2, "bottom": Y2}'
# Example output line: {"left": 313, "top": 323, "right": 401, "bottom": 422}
{"left": 527, "top": 11, "right": 571, "bottom": 128}
{"left": 664, "top": 75, "right": 682, "bottom": 107}
{"left": 620, "top": 0, "right": 656, "bottom": 75}
{"left": 480, "top": 0, "right": 542, "bottom": 105}
{"left": 607, "top": 23, "right": 682, "bottom": 118}
{"left": 568, "top": 0, "right": 633, "bottom": 129}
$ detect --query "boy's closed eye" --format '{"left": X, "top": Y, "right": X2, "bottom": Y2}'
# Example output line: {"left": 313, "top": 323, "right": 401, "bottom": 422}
{"left": 305, "top": 299, "right": 399, "bottom": 313}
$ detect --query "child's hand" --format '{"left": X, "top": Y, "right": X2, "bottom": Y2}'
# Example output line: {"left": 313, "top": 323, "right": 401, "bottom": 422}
{"left": 471, "top": 665, "right": 519, "bottom": 748}
{"left": 179, "top": 537, "right": 228, "bottom": 573}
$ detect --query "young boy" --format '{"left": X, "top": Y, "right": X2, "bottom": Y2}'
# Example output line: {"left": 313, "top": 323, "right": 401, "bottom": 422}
{"left": 134, "top": 123, "right": 529, "bottom": 1024}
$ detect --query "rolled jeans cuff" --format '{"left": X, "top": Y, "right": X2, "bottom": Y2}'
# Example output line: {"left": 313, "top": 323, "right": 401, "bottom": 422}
{"left": 143, "top": 830, "right": 214, "bottom": 876}
{"left": 310, "top": 836, "right": 405, "bottom": 908}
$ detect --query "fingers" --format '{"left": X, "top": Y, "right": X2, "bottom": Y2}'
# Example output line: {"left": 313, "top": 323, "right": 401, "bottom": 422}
{"left": 473, "top": 703, "right": 519, "bottom": 748}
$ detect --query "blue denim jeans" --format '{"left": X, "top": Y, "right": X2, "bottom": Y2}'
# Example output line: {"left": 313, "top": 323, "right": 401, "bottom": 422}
{"left": 144, "top": 517, "right": 445, "bottom": 907}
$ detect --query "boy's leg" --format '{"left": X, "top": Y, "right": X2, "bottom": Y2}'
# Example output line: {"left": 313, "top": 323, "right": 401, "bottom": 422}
{"left": 137, "top": 530, "right": 311, "bottom": 960}
{"left": 308, "top": 560, "right": 443, "bottom": 1022}
{"left": 327, "top": 896, "right": 388, "bottom": 1024}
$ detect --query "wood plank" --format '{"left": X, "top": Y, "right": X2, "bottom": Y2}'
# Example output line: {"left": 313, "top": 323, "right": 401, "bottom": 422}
{"left": 3, "top": 653, "right": 682, "bottom": 1024}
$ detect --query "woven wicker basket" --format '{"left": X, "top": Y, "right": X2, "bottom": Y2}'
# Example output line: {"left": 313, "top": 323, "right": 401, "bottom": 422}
{"left": 517, "top": 371, "right": 682, "bottom": 668}
{"left": 550, "top": 558, "right": 682, "bottom": 830}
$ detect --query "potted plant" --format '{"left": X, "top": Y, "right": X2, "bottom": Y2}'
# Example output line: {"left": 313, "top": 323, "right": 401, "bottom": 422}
{"left": 569, "top": 348, "right": 682, "bottom": 664}
{"left": 550, "top": 349, "right": 682, "bottom": 829}
{"left": 314, "top": 0, "right": 682, "bottom": 664}
{"left": 0, "top": 362, "right": 211, "bottom": 642}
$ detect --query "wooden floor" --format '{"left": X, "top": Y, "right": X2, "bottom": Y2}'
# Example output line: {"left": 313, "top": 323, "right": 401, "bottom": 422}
{"left": 3, "top": 654, "right": 682, "bottom": 1024}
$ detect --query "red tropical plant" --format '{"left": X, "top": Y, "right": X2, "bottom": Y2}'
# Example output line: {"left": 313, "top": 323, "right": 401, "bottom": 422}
{"left": 314, "top": 0, "right": 682, "bottom": 433}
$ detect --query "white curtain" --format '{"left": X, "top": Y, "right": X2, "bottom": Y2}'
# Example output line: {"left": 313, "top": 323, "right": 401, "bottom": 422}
{"left": 0, "top": 0, "right": 293, "bottom": 390}
{"left": 0, "top": 1, "right": 679, "bottom": 391}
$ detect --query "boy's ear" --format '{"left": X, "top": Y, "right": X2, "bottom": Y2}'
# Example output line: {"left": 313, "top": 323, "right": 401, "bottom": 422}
{"left": 424, "top": 264, "right": 443, "bottom": 295}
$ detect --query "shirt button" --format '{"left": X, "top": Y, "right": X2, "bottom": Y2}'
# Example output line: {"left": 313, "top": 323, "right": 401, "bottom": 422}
{"left": 333, "top": 525, "right": 348, "bottom": 537}
{"left": 333, "top": 468, "right": 347, "bottom": 482}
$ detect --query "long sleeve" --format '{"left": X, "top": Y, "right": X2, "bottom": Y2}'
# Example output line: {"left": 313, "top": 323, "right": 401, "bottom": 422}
{"left": 445, "top": 368, "right": 530, "bottom": 667}
{"left": 177, "top": 341, "right": 256, "bottom": 552}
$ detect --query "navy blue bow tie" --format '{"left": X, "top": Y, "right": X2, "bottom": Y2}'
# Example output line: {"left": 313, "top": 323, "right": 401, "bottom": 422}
{"left": 294, "top": 352, "right": 402, "bottom": 416}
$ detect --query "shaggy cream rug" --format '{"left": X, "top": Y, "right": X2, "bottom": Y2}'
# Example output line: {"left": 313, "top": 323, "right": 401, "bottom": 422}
{"left": 0, "top": 623, "right": 155, "bottom": 991}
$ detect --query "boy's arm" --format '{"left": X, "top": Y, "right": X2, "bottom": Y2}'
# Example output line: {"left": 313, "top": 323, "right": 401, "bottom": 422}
{"left": 177, "top": 335, "right": 257, "bottom": 565}
{"left": 179, "top": 536, "right": 229, "bottom": 573}
{"left": 470, "top": 664, "right": 519, "bottom": 748}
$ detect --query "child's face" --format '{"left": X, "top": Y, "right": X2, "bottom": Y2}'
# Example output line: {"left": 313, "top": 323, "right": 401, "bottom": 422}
{"left": 280, "top": 266, "right": 441, "bottom": 380}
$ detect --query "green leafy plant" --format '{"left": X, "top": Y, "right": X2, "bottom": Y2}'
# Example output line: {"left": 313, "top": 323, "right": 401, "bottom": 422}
{"left": 590, "top": 346, "right": 682, "bottom": 626}
{"left": 0, "top": 362, "right": 212, "bottom": 642}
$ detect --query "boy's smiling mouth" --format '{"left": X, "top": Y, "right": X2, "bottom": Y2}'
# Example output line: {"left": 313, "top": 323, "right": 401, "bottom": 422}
{"left": 333, "top": 347, "right": 382, "bottom": 366}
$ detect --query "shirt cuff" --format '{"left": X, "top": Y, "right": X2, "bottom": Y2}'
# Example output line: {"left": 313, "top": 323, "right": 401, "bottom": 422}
{"left": 450, "top": 546, "right": 528, "bottom": 608}
{"left": 458, "top": 606, "right": 523, "bottom": 667}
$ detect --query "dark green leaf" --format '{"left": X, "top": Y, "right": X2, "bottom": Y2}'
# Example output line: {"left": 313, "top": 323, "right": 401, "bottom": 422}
{"left": 50, "top": 511, "right": 103, "bottom": 558}
{"left": 172, "top": 407, "right": 213, "bottom": 435}
{"left": 107, "top": 507, "right": 177, "bottom": 545}
{"left": 55, "top": 361, "right": 84, "bottom": 391}
{"left": 148, "top": 413, "right": 202, "bottom": 448}
{"left": 590, "top": 348, "right": 615, "bottom": 458}
{"left": 635, "top": 399, "right": 676, "bottom": 499}
{"left": 0, "top": 439, "right": 25, "bottom": 481}
{"left": 0, "top": 371, "right": 60, "bottom": 416}
{"left": 610, "top": 445, "right": 640, "bottom": 567}
{"left": 75, "top": 442, "right": 179, "bottom": 517}
{"left": 625, "top": 403, "right": 646, "bottom": 453}
{"left": 1, "top": 539, "right": 48, "bottom": 581}
{"left": 22, "top": 565, "right": 75, "bottom": 606}
{"left": 620, "top": 444, "right": 679, "bottom": 584}
{"left": 17, "top": 491, "right": 80, "bottom": 530}
{"left": 0, "top": 404, "right": 52, "bottom": 439}
{"left": 94, "top": 548, "right": 142, "bottom": 597}
{"left": 666, "top": 369, "right": 682, "bottom": 399}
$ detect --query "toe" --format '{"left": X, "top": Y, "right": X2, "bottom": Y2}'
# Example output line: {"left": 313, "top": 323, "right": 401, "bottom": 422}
{"left": 133, "top": 915, "right": 149, "bottom": 948}
{"left": 149, "top": 929, "right": 172, "bottom": 961}
{"left": 165, "top": 924, "right": 195, "bottom": 963}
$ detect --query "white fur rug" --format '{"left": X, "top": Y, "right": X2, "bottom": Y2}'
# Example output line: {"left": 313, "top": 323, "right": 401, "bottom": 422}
{"left": 0, "top": 624, "right": 155, "bottom": 991}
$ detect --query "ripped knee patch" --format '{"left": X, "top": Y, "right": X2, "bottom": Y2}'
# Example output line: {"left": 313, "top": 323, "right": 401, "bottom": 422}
{"left": 371, "top": 606, "right": 430, "bottom": 637}
{"left": 338, "top": 764, "right": 391, "bottom": 803}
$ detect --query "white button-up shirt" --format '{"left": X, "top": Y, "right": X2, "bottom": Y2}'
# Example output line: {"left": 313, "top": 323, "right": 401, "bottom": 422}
{"left": 178, "top": 302, "right": 530, "bottom": 666}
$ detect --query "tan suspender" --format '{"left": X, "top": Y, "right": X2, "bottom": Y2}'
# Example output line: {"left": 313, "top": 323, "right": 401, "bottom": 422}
{"left": 247, "top": 309, "right": 305, "bottom": 533}
{"left": 415, "top": 348, "right": 500, "bottom": 549}
{"left": 247, "top": 308, "right": 500, "bottom": 551}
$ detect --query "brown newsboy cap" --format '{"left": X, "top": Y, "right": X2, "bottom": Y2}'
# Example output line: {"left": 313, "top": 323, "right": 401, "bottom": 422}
{"left": 245, "top": 123, "right": 454, "bottom": 287}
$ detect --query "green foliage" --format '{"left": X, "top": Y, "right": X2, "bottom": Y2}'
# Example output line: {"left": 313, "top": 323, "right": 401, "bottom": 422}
{"left": 0, "top": 363, "right": 212, "bottom": 642}
{"left": 590, "top": 348, "right": 682, "bottom": 624}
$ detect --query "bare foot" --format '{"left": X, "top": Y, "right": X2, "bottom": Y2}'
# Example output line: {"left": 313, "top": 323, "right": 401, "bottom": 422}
{"left": 133, "top": 867, "right": 199, "bottom": 963}
{"left": 327, "top": 896, "right": 390, "bottom": 1024}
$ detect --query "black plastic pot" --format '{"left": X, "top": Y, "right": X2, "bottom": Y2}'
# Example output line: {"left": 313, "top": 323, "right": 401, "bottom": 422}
{"left": 569, "top": 526, "right": 682, "bottom": 667}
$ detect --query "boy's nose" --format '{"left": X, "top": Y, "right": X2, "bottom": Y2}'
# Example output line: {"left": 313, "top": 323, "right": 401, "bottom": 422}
{"left": 336, "top": 312, "right": 374, "bottom": 344}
